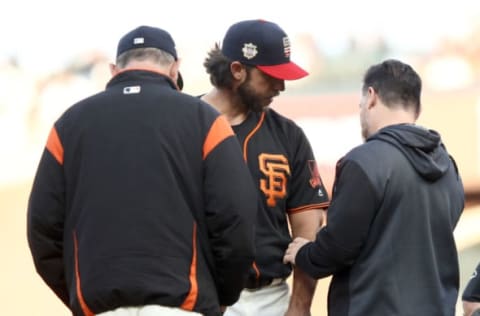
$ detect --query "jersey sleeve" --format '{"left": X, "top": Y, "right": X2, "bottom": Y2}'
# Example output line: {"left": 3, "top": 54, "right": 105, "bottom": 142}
{"left": 202, "top": 115, "right": 257, "bottom": 305}
{"left": 286, "top": 126, "right": 330, "bottom": 214}
{"left": 27, "top": 124, "right": 69, "bottom": 306}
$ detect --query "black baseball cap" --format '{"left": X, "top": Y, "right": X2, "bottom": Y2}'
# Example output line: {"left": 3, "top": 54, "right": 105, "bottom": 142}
{"left": 116, "top": 25, "right": 183, "bottom": 90}
{"left": 116, "top": 25, "right": 178, "bottom": 59}
{"left": 221, "top": 19, "right": 308, "bottom": 80}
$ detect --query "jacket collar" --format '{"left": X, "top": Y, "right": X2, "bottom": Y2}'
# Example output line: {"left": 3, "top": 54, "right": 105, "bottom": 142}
{"left": 106, "top": 69, "right": 178, "bottom": 90}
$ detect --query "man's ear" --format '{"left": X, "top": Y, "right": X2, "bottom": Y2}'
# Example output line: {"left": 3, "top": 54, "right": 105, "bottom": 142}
{"left": 169, "top": 60, "right": 179, "bottom": 78}
{"left": 169, "top": 60, "right": 182, "bottom": 90}
{"left": 230, "top": 61, "right": 247, "bottom": 82}
{"left": 367, "top": 86, "right": 377, "bottom": 110}
{"left": 109, "top": 63, "right": 119, "bottom": 76}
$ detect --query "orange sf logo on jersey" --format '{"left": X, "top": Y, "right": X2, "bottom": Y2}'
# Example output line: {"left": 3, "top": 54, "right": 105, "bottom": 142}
{"left": 259, "top": 153, "right": 290, "bottom": 207}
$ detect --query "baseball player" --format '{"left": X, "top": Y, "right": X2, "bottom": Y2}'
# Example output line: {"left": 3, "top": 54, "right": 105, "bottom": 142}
{"left": 463, "top": 262, "right": 480, "bottom": 316}
{"left": 202, "top": 19, "right": 330, "bottom": 316}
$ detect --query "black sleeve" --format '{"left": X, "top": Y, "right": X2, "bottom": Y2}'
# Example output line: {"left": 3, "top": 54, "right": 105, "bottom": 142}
{"left": 203, "top": 133, "right": 257, "bottom": 305}
{"left": 27, "top": 146, "right": 69, "bottom": 306}
{"left": 287, "top": 126, "right": 330, "bottom": 210}
{"left": 296, "top": 158, "right": 379, "bottom": 278}
{"left": 463, "top": 263, "right": 480, "bottom": 302}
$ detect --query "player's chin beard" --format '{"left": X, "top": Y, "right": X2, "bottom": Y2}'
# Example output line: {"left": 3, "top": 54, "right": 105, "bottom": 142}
{"left": 237, "top": 80, "right": 265, "bottom": 113}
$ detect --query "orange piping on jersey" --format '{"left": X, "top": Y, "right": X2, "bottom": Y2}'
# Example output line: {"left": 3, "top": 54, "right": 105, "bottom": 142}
{"left": 203, "top": 116, "right": 235, "bottom": 160}
{"left": 241, "top": 113, "right": 265, "bottom": 280}
{"left": 72, "top": 231, "right": 94, "bottom": 316}
{"left": 181, "top": 223, "right": 199, "bottom": 310}
{"left": 242, "top": 112, "right": 265, "bottom": 162}
{"left": 46, "top": 126, "right": 64, "bottom": 165}
{"left": 288, "top": 202, "right": 330, "bottom": 214}
{"left": 252, "top": 262, "right": 261, "bottom": 280}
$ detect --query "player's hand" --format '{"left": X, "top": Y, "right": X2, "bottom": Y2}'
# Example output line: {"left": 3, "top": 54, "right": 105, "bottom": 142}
{"left": 463, "top": 301, "right": 480, "bottom": 316}
{"left": 283, "top": 237, "right": 310, "bottom": 265}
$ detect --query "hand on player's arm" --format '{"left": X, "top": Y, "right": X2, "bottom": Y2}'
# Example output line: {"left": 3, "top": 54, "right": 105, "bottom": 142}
{"left": 284, "top": 208, "right": 322, "bottom": 265}
{"left": 283, "top": 237, "right": 310, "bottom": 265}
{"left": 463, "top": 301, "right": 480, "bottom": 316}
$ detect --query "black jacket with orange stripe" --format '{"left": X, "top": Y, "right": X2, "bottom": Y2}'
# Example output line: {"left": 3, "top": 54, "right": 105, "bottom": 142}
{"left": 27, "top": 70, "right": 257, "bottom": 316}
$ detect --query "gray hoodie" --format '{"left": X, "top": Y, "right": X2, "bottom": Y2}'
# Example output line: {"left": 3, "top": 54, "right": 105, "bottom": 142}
{"left": 296, "top": 124, "right": 464, "bottom": 316}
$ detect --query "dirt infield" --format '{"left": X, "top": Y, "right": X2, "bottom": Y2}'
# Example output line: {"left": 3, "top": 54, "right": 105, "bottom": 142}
{"left": 2, "top": 181, "right": 478, "bottom": 316}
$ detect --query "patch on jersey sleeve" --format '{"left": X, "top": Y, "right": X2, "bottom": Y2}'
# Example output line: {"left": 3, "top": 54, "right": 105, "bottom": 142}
{"left": 308, "top": 160, "right": 322, "bottom": 188}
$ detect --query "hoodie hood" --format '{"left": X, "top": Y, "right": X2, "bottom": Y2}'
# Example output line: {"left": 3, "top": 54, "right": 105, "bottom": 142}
{"left": 368, "top": 124, "right": 451, "bottom": 181}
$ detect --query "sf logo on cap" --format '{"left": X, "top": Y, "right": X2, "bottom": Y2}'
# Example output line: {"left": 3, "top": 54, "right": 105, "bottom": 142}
{"left": 242, "top": 43, "right": 258, "bottom": 60}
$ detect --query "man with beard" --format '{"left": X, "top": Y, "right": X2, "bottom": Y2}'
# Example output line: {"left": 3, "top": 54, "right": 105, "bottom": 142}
{"left": 202, "top": 19, "right": 330, "bottom": 316}
{"left": 284, "top": 59, "right": 465, "bottom": 315}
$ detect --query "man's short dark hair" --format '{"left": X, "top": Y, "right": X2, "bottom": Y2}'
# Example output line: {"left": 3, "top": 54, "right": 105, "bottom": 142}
{"left": 362, "top": 59, "right": 422, "bottom": 115}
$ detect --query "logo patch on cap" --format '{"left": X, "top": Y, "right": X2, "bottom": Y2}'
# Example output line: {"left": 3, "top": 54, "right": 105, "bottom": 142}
{"left": 282, "top": 37, "right": 291, "bottom": 58}
{"left": 242, "top": 43, "right": 258, "bottom": 60}
{"left": 133, "top": 37, "right": 145, "bottom": 45}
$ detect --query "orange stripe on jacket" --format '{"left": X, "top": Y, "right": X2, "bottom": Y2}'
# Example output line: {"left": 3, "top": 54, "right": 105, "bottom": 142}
{"left": 181, "top": 223, "right": 198, "bottom": 310}
{"left": 73, "top": 231, "right": 94, "bottom": 316}
{"left": 203, "top": 116, "right": 234, "bottom": 160}
{"left": 46, "top": 126, "right": 64, "bottom": 165}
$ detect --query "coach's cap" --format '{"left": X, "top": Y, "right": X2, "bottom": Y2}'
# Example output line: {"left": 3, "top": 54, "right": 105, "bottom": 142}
{"left": 116, "top": 25, "right": 183, "bottom": 90}
{"left": 116, "top": 25, "right": 178, "bottom": 60}
{"left": 221, "top": 19, "right": 308, "bottom": 80}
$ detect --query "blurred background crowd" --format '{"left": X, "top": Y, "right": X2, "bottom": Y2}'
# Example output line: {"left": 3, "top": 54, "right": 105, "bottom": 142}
{"left": 2, "top": 0, "right": 480, "bottom": 315}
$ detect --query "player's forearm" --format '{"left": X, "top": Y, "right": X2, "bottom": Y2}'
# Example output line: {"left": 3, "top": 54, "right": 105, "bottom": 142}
{"left": 289, "top": 208, "right": 323, "bottom": 240}
{"left": 285, "top": 267, "right": 316, "bottom": 316}
{"left": 286, "top": 210, "right": 323, "bottom": 316}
